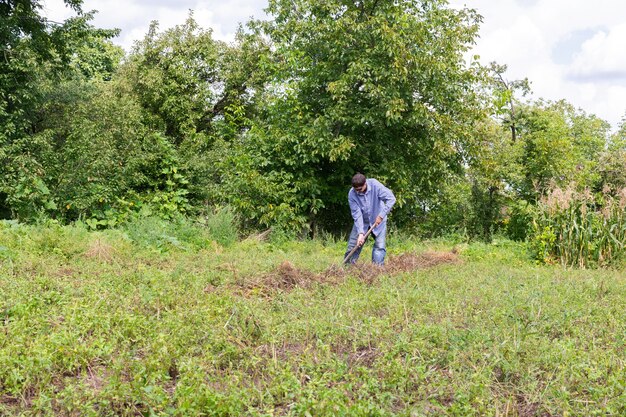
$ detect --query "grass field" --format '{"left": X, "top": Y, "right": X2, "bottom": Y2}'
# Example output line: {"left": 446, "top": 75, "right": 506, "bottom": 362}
{"left": 1, "top": 219, "right": 625, "bottom": 416}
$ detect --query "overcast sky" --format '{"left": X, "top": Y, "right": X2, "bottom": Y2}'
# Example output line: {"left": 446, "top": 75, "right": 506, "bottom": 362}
{"left": 43, "top": 0, "right": 626, "bottom": 130}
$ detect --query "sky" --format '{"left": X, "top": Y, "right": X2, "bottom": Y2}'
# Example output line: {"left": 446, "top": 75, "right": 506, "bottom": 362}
{"left": 43, "top": 0, "right": 626, "bottom": 130}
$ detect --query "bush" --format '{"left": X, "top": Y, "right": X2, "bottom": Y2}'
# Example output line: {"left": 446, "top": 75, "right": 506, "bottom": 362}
{"left": 195, "top": 206, "right": 238, "bottom": 247}
{"left": 122, "top": 210, "right": 238, "bottom": 252}
{"left": 504, "top": 199, "right": 535, "bottom": 241}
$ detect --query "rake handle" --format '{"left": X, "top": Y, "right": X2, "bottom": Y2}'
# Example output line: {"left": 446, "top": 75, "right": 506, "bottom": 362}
{"left": 342, "top": 224, "right": 376, "bottom": 264}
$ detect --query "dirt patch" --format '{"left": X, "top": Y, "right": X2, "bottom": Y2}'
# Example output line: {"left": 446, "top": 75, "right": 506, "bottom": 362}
{"left": 516, "top": 393, "right": 550, "bottom": 417}
{"left": 54, "top": 267, "right": 76, "bottom": 278}
{"left": 331, "top": 343, "right": 381, "bottom": 368}
{"left": 203, "top": 283, "right": 218, "bottom": 293}
{"left": 0, "top": 386, "right": 35, "bottom": 409}
{"left": 237, "top": 250, "right": 460, "bottom": 296}
{"left": 0, "top": 394, "right": 20, "bottom": 407}
{"left": 83, "top": 364, "right": 109, "bottom": 393}
{"left": 255, "top": 342, "right": 311, "bottom": 362}
{"left": 265, "top": 261, "right": 321, "bottom": 290}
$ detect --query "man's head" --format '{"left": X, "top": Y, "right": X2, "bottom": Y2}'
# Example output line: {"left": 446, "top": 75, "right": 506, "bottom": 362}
{"left": 352, "top": 173, "right": 367, "bottom": 193}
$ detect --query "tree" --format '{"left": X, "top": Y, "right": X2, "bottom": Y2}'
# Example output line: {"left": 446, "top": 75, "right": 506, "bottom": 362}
{"left": 486, "top": 62, "right": 530, "bottom": 143}
{"left": 0, "top": 1, "right": 117, "bottom": 142}
{"left": 121, "top": 17, "right": 225, "bottom": 145}
{"left": 513, "top": 100, "right": 609, "bottom": 201}
{"left": 119, "top": 16, "right": 269, "bottom": 210}
{"left": 121, "top": 15, "right": 267, "bottom": 145}
{"left": 461, "top": 94, "right": 610, "bottom": 241}
{"left": 464, "top": 118, "right": 521, "bottom": 240}
{"left": 223, "top": 0, "right": 486, "bottom": 233}
{"left": 0, "top": 1, "right": 123, "bottom": 219}
{"left": 596, "top": 115, "right": 626, "bottom": 192}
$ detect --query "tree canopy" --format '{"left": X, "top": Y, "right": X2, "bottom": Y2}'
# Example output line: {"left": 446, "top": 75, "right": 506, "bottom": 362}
{"left": 0, "top": 0, "right": 622, "bottom": 241}
{"left": 219, "top": 0, "right": 486, "bottom": 232}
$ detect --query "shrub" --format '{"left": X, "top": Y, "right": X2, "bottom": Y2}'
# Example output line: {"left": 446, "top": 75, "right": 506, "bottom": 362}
{"left": 122, "top": 210, "right": 238, "bottom": 252}
{"left": 196, "top": 206, "right": 238, "bottom": 247}
{"left": 504, "top": 199, "right": 535, "bottom": 241}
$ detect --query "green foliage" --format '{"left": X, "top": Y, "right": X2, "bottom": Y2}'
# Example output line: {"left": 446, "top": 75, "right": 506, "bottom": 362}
{"left": 0, "top": 2, "right": 122, "bottom": 219}
{"left": 67, "top": 17, "right": 124, "bottom": 80}
{"left": 407, "top": 177, "right": 472, "bottom": 239}
{"left": 3, "top": 169, "right": 58, "bottom": 220}
{"left": 0, "top": 1, "right": 83, "bottom": 73}
{"left": 119, "top": 210, "right": 237, "bottom": 252}
{"left": 514, "top": 100, "right": 609, "bottom": 201}
{"left": 127, "top": 133, "right": 191, "bottom": 220}
{"left": 122, "top": 16, "right": 226, "bottom": 143}
{"left": 463, "top": 98, "right": 611, "bottom": 242}
{"left": 466, "top": 177, "right": 503, "bottom": 241}
{"left": 231, "top": 0, "right": 485, "bottom": 233}
{"left": 426, "top": 118, "right": 516, "bottom": 242}
{"left": 483, "top": 62, "right": 530, "bottom": 143}
{"left": 1, "top": 224, "right": 625, "bottom": 415}
{"left": 119, "top": 15, "right": 268, "bottom": 212}
{"left": 195, "top": 206, "right": 239, "bottom": 247}
{"left": 3, "top": 74, "right": 191, "bottom": 226}
{"left": 45, "top": 81, "right": 147, "bottom": 221}
{"left": 216, "top": 134, "right": 325, "bottom": 233}
{"left": 596, "top": 119, "right": 626, "bottom": 192}
{"left": 530, "top": 185, "right": 626, "bottom": 267}
{"left": 121, "top": 14, "right": 266, "bottom": 144}
{"left": 2, "top": 0, "right": 624, "bottom": 244}
{"left": 504, "top": 199, "right": 535, "bottom": 241}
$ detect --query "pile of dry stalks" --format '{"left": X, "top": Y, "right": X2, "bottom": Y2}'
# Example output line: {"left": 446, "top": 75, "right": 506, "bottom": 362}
{"left": 237, "top": 250, "right": 461, "bottom": 296}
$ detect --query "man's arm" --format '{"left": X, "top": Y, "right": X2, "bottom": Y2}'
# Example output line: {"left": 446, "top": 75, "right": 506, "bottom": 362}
{"left": 348, "top": 192, "right": 365, "bottom": 234}
{"left": 374, "top": 179, "right": 396, "bottom": 220}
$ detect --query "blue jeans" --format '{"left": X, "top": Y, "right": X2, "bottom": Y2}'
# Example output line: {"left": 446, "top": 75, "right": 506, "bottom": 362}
{"left": 344, "top": 223, "right": 387, "bottom": 265}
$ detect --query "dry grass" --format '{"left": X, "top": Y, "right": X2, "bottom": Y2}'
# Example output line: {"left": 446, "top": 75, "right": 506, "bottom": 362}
{"left": 238, "top": 251, "right": 461, "bottom": 296}
{"left": 83, "top": 238, "right": 116, "bottom": 263}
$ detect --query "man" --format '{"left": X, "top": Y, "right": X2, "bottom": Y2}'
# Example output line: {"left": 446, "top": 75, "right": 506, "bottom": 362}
{"left": 344, "top": 173, "right": 396, "bottom": 265}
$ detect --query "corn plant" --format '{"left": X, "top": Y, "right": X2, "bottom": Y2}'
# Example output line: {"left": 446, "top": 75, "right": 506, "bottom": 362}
{"left": 530, "top": 185, "right": 626, "bottom": 267}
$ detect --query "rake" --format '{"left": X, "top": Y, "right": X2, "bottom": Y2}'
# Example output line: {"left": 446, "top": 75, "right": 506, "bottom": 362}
{"left": 342, "top": 224, "right": 375, "bottom": 264}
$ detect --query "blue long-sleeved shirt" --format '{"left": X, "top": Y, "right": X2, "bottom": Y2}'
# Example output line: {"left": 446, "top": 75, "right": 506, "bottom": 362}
{"left": 348, "top": 178, "right": 396, "bottom": 235}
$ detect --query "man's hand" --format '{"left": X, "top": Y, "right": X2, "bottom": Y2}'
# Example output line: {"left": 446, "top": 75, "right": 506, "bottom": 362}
{"left": 374, "top": 215, "right": 383, "bottom": 226}
{"left": 357, "top": 233, "right": 365, "bottom": 247}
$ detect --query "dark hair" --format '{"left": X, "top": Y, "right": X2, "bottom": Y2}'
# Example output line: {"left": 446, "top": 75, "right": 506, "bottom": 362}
{"left": 351, "top": 173, "right": 366, "bottom": 187}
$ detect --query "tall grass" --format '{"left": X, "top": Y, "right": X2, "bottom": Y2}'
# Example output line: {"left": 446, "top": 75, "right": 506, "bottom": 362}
{"left": 531, "top": 185, "right": 626, "bottom": 267}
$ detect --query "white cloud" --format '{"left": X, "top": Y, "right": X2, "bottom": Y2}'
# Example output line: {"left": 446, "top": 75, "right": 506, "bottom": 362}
{"left": 42, "top": 0, "right": 267, "bottom": 49}
{"left": 451, "top": 0, "right": 626, "bottom": 129}
{"left": 569, "top": 23, "right": 626, "bottom": 81}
